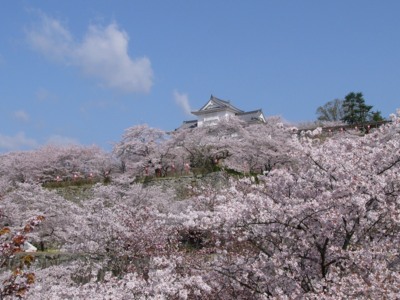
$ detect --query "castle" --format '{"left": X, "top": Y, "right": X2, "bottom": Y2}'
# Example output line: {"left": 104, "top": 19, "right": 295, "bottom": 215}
{"left": 180, "top": 95, "right": 266, "bottom": 129}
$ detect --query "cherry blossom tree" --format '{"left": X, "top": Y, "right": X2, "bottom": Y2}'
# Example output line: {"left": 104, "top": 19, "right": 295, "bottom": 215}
{"left": 0, "top": 145, "right": 115, "bottom": 186}
{"left": 1, "top": 212, "right": 45, "bottom": 299}
{"left": 222, "top": 116, "right": 298, "bottom": 174}
{"left": 170, "top": 116, "right": 297, "bottom": 175}
{"left": 113, "top": 124, "right": 168, "bottom": 176}
{"left": 1, "top": 183, "right": 91, "bottom": 252}
{"left": 166, "top": 112, "right": 400, "bottom": 298}
{"left": 170, "top": 118, "right": 245, "bottom": 174}
{"left": 0, "top": 109, "right": 399, "bottom": 299}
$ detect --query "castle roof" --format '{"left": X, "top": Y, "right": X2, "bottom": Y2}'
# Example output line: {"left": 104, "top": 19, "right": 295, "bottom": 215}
{"left": 237, "top": 109, "right": 266, "bottom": 123}
{"left": 178, "top": 95, "right": 266, "bottom": 130}
{"left": 179, "top": 120, "right": 198, "bottom": 130}
{"left": 191, "top": 95, "right": 244, "bottom": 116}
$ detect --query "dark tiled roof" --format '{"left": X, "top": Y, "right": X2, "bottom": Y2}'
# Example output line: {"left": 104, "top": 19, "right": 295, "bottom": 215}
{"left": 192, "top": 95, "right": 243, "bottom": 115}
{"left": 237, "top": 109, "right": 265, "bottom": 123}
{"left": 177, "top": 120, "right": 198, "bottom": 130}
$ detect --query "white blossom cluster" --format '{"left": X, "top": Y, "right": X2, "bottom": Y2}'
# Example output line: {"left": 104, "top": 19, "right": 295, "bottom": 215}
{"left": 1, "top": 112, "right": 399, "bottom": 299}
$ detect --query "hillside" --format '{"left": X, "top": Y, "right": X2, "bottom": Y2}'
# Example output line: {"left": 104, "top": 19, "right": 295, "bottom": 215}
{"left": 1, "top": 114, "right": 400, "bottom": 299}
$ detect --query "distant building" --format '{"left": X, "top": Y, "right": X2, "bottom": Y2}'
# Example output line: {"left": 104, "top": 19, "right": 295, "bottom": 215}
{"left": 180, "top": 95, "right": 266, "bottom": 129}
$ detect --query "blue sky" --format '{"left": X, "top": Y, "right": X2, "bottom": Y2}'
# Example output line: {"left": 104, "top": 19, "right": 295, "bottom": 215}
{"left": 1, "top": 1, "right": 399, "bottom": 152}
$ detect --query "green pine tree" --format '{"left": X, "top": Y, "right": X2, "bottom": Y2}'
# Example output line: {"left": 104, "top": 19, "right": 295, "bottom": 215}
{"left": 341, "top": 92, "right": 373, "bottom": 124}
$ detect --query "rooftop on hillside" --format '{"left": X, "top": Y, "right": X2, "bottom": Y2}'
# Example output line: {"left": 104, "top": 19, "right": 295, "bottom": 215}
{"left": 180, "top": 95, "right": 266, "bottom": 129}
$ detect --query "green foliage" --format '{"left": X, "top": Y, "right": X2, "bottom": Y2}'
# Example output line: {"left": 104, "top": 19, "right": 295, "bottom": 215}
{"left": 371, "top": 110, "right": 384, "bottom": 122}
{"left": 318, "top": 92, "right": 384, "bottom": 125}
{"left": 142, "top": 175, "right": 153, "bottom": 185}
{"left": 342, "top": 92, "right": 373, "bottom": 124}
{"left": 224, "top": 168, "right": 244, "bottom": 176}
{"left": 42, "top": 178, "right": 99, "bottom": 188}
{"left": 103, "top": 176, "right": 111, "bottom": 184}
{"left": 223, "top": 168, "right": 260, "bottom": 183}
{"left": 191, "top": 164, "right": 221, "bottom": 175}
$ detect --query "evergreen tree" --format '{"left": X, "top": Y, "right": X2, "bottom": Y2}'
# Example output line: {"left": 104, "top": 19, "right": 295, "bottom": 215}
{"left": 341, "top": 92, "right": 373, "bottom": 124}
{"left": 371, "top": 110, "right": 384, "bottom": 122}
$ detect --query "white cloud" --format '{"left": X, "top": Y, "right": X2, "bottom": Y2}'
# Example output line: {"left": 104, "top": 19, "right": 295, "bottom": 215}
{"left": 46, "top": 135, "right": 79, "bottom": 146}
{"left": 75, "top": 24, "right": 153, "bottom": 93}
{"left": 173, "top": 90, "right": 192, "bottom": 116}
{"left": 26, "top": 13, "right": 73, "bottom": 63}
{"left": 14, "top": 110, "right": 30, "bottom": 122}
{"left": 0, "top": 132, "right": 38, "bottom": 151}
{"left": 26, "top": 13, "right": 153, "bottom": 93}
